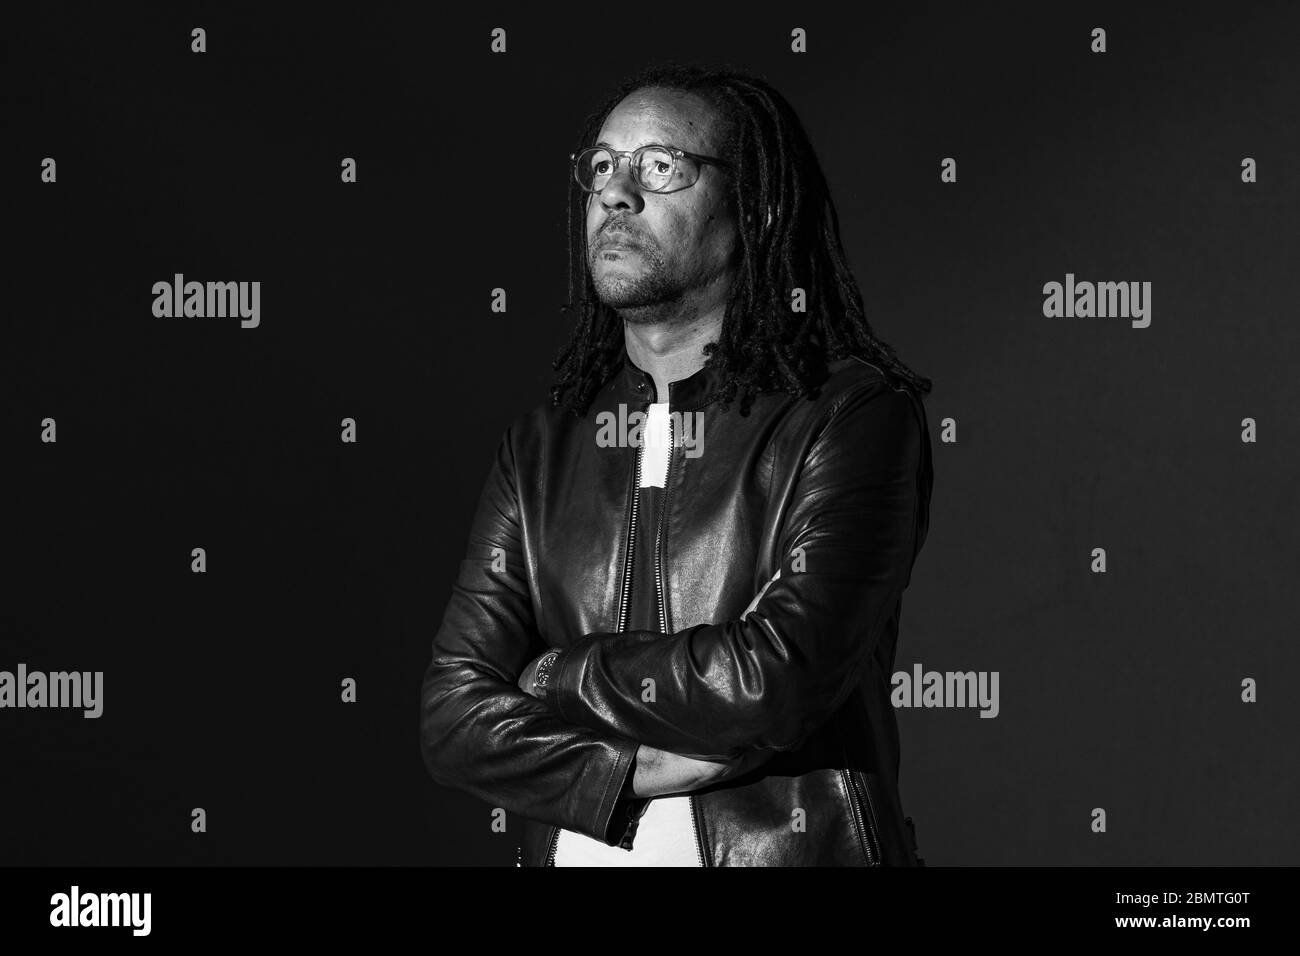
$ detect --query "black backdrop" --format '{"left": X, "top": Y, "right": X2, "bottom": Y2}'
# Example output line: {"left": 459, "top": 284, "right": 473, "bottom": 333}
{"left": 4, "top": 1, "right": 1298, "bottom": 866}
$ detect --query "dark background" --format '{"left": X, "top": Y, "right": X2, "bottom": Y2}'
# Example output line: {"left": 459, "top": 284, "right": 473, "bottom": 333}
{"left": 3, "top": 1, "right": 1297, "bottom": 866}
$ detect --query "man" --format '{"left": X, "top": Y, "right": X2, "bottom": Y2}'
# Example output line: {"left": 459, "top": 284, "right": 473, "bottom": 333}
{"left": 420, "top": 64, "right": 934, "bottom": 866}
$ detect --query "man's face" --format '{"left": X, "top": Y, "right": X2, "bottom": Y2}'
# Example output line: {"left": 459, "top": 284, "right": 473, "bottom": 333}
{"left": 584, "top": 87, "right": 738, "bottom": 322}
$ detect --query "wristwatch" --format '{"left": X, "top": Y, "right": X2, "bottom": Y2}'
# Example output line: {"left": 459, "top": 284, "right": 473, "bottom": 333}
{"left": 533, "top": 650, "right": 561, "bottom": 696}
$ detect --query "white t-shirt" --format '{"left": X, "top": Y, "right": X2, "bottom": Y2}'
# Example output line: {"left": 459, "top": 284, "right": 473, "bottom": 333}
{"left": 553, "top": 403, "right": 704, "bottom": 867}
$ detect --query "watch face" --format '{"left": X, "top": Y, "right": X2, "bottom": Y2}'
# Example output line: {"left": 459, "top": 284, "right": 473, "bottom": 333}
{"left": 537, "top": 652, "right": 559, "bottom": 686}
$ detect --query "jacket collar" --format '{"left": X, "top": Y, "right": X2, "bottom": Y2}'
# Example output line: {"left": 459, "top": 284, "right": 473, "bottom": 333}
{"left": 612, "top": 345, "right": 726, "bottom": 411}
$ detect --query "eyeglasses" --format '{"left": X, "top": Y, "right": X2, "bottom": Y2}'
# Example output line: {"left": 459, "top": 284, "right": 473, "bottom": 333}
{"left": 570, "top": 143, "right": 732, "bottom": 194}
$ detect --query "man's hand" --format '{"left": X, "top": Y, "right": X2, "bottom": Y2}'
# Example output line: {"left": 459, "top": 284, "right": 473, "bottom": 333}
{"left": 622, "top": 578, "right": 779, "bottom": 795}
{"left": 518, "top": 649, "right": 771, "bottom": 796}
{"left": 631, "top": 743, "right": 773, "bottom": 798}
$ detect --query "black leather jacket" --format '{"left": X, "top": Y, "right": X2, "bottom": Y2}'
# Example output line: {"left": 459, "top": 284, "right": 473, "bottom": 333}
{"left": 420, "top": 348, "right": 934, "bottom": 866}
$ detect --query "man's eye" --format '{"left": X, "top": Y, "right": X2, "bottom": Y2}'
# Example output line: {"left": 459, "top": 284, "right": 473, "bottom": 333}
{"left": 593, "top": 160, "right": 612, "bottom": 175}
{"left": 654, "top": 161, "right": 672, "bottom": 175}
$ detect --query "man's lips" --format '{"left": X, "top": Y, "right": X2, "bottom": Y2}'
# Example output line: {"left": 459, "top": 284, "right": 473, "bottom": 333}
{"left": 597, "top": 231, "right": 642, "bottom": 251}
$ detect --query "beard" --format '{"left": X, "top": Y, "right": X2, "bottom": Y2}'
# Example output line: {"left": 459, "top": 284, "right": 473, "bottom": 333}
{"left": 588, "top": 241, "right": 698, "bottom": 326}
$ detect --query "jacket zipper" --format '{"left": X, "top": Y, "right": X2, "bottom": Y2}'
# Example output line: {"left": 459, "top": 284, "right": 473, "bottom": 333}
{"left": 652, "top": 415, "right": 707, "bottom": 867}
{"left": 841, "top": 769, "right": 880, "bottom": 866}
{"left": 616, "top": 424, "right": 645, "bottom": 633}
{"left": 545, "top": 417, "right": 648, "bottom": 867}
{"left": 653, "top": 413, "right": 675, "bottom": 635}
{"left": 858, "top": 773, "right": 881, "bottom": 866}
{"left": 544, "top": 824, "right": 560, "bottom": 866}
{"left": 688, "top": 796, "right": 707, "bottom": 866}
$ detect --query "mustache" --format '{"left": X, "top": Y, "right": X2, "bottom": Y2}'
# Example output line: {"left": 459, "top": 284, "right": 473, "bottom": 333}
{"left": 594, "top": 221, "right": 651, "bottom": 248}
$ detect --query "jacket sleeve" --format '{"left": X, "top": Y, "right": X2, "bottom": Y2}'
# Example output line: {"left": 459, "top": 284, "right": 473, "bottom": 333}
{"left": 419, "top": 421, "right": 642, "bottom": 846}
{"left": 537, "top": 380, "right": 931, "bottom": 760}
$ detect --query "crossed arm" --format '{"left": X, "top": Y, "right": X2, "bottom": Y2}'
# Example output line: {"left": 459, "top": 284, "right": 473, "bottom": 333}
{"left": 419, "top": 380, "right": 926, "bottom": 845}
{"left": 514, "top": 577, "right": 782, "bottom": 797}
{"left": 419, "top": 417, "right": 750, "bottom": 846}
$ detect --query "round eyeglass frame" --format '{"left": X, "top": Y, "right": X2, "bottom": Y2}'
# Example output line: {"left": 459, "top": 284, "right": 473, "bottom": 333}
{"left": 570, "top": 143, "right": 733, "bottom": 194}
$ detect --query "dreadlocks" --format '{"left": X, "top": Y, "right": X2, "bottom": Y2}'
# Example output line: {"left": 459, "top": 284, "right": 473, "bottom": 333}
{"left": 550, "top": 62, "right": 933, "bottom": 417}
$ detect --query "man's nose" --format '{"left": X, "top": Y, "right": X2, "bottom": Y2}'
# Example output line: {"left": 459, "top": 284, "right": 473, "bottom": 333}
{"left": 599, "top": 160, "right": 645, "bottom": 213}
